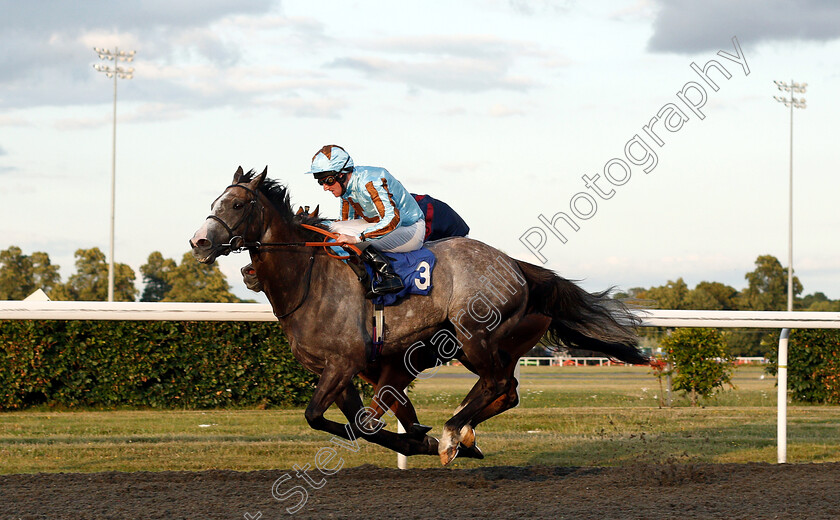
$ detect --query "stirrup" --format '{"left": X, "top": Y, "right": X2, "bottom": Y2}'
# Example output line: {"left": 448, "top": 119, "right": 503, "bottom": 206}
{"left": 368, "top": 276, "right": 403, "bottom": 296}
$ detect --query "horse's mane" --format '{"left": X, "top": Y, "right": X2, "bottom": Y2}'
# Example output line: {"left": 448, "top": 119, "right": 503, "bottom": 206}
{"left": 239, "top": 169, "right": 328, "bottom": 239}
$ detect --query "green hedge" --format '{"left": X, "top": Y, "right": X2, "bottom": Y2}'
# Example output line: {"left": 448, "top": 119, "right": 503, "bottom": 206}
{"left": 769, "top": 329, "right": 840, "bottom": 404}
{"left": 0, "top": 320, "right": 319, "bottom": 410}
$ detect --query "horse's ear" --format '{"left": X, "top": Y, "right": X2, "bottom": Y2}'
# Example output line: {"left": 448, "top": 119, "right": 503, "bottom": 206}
{"left": 233, "top": 166, "right": 244, "bottom": 183}
{"left": 295, "top": 207, "right": 304, "bottom": 215}
{"left": 248, "top": 166, "right": 267, "bottom": 188}
{"left": 312, "top": 205, "right": 319, "bottom": 218}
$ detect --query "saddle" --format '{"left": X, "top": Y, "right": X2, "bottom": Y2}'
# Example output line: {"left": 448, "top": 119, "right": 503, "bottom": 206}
{"left": 359, "top": 248, "right": 436, "bottom": 306}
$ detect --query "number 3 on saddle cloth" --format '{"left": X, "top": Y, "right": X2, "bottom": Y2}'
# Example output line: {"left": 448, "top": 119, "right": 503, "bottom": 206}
{"left": 363, "top": 248, "right": 436, "bottom": 306}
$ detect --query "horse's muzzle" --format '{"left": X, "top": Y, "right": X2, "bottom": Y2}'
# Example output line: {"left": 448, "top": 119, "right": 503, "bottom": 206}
{"left": 190, "top": 235, "right": 220, "bottom": 264}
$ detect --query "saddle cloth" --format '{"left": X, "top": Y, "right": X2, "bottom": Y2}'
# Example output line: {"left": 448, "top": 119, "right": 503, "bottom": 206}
{"left": 364, "top": 247, "right": 436, "bottom": 306}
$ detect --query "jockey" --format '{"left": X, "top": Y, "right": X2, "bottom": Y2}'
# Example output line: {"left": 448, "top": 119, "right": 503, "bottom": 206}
{"left": 307, "top": 144, "right": 425, "bottom": 298}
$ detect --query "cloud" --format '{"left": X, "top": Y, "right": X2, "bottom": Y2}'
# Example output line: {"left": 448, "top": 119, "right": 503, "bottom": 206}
{"left": 506, "top": 0, "right": 573, "bottom": 16}
{"left": 608, "top": 0, "right": 656, "bottom": 21}
{"left": 59, "top": 118, "right": 111, "bottom": 132}
{"left": 329, "top": 35, "right": 551, "bottom": 93}
{"left": 0, "top": 144, "right": 6, "bottom": 156}
{"left": 648, "top": 0, "right": 840, "bottom": 54}
{"left": 439, "top": 107, "right": 468, "bottom": 117}
{"left": 364, "top": 35, "right": 546, "bottom": 60}
{"left": 0, "top": 1, "right": 277, "bottom": 34}
{"left": 0, "top": 115, "right": 31, "bottom": 127}
{"left": 0, "top": 2, "right": 363, "bottom": 121}
{"left": 269, "top": 96, "right": 345, "bottom": 118}
{"left": 439, "top": 161, "right": 483, "bottom": 173}
{"left": 330, "top": 55, "right": 535, "bottom": 93}
{"left": 0, "top": 1, "right": 280, "bottom": 109}
{"left": 488, "top": 103, "right": 525, "bottom": 117}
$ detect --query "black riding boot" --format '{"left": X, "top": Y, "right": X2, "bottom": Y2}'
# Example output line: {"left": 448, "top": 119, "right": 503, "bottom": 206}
{"left": 360, "top": 246, "right": 404, "bottom": 298}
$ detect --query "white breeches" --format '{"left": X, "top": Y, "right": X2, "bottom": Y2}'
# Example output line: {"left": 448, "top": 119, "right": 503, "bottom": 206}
{"left": 329, "top": 219, "right": 425, "bottom": 253}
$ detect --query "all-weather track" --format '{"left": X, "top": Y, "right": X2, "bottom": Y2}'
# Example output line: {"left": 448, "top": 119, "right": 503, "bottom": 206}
{"left": 2, "top": 462, "right": 840, "bottom": 519}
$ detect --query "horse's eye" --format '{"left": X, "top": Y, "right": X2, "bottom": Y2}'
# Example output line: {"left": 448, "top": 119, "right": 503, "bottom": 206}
{"left": 233, "top": 202, "right": 244, "bottom": 210}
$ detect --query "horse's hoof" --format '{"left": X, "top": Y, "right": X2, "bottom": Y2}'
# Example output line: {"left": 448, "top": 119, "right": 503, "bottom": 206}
{"left": 459, "top": 425, "right": 476, "bottom": 448}
{"left": 439, "top": 445, "right": 459, "bottom": 466}
{"left": 422, "top": 435, "right": 439, "bottom": 454}
{"left": 458, "top": 442, "right": 484, "bottom": 460}
{"left": 410, "top": 423, "right": 433, "bottom": 439}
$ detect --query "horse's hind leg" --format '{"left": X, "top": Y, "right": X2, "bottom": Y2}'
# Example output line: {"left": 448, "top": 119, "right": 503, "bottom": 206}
{"left": 439, "top": 373, "right": 511, "bottom": 464}
{"left": 451, "top": 314, "right": 550, "bottom": 453}
{"left": 471, "top": 314, "right": 549, "bottom": 428}
{"left": 467, "top": 370, "right": 520, "bottom": 429}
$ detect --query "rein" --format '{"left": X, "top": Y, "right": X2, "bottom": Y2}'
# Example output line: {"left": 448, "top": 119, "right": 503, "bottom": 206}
{"left": 207, "top": 183, "right": 363, "bottom": 318}
{"left": 274, "top": 251, "right": 316, "bottom": 319}
{"left": 229, "top": 224, "right": 362, "bottom": 259}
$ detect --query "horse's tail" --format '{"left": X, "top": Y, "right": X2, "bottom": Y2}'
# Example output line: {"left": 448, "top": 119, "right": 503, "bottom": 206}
{"left": 515, "top": 260, "right": 649, "bottom": 365}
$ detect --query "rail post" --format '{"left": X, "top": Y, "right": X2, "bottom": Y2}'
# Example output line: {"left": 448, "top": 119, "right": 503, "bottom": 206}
{"left": 777, "top": 328, "right": 790, "bottom": 464}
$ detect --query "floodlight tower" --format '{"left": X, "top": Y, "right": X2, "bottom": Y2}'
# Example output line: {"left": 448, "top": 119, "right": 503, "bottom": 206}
{"left": 773, "top": 80, "right": 806, "bottom": 312}
{"left": 93, "top": 47, "right": 135, "bottom": 302}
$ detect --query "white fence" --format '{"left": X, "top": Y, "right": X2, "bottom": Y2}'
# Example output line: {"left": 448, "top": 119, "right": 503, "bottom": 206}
{"left": 518, "top": 356, "right": 770, "bottom": 366}
{"left": 1, "top": 302, "right": 839, "bottom": 464}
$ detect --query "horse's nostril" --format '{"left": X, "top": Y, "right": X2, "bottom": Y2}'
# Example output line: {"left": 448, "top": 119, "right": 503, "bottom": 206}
{"left": 192, "top": 238, "right": 211, "bottom": 248}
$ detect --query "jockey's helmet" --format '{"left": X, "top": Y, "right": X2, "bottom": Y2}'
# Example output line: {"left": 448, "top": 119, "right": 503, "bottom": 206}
{"left": 307, "top": 144, "right": 354, "bottom": 179}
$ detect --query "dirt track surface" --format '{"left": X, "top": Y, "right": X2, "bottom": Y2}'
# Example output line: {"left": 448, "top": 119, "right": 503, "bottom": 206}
{"left": 2, "top": 462, "right": 840, "bottom": 520}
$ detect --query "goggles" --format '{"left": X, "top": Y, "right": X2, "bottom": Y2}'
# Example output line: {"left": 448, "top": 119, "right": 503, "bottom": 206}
{"left": 313, "top": 155, "right": 351, "bottom": 186}
{"left": 317, "top": 174, "right": 339, "bottom": 186}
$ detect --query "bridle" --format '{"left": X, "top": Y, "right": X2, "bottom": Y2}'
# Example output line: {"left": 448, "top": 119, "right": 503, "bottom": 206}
{"left": 203, "top": 183, "right": 362, "bottom": 318}
{"left": 205, "top": 184, "right": 260, "bottom": 253}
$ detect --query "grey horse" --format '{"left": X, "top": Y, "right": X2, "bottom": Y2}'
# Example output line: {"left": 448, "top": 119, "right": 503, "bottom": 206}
{"left": 190, "top": 167, "right": 649, "bottom": 465}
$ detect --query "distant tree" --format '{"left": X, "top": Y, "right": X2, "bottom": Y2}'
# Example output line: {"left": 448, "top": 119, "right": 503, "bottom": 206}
{"left": 738, "top": 254, "right": 802, "bottom": 311}
{"left": 800, "top": 291, "right": 829, "bottom": 308}
{"left": 163, "top": 252, "right": 241, "bottom": 303}
{"left": 799, "top": 292, "right": 840, "bottom": 312}
{"left": 139, "top": 252, "right": 176, "bottom": 302}
{"left": 723, "top": 329, "right": 768, "bottom": 358}
{"left": 661, "top": 328, "right": 734, "bottom": 406}
{"left": 685, "top": 281, "right": 738, "bottom": 310}
{"left": 51, "top": 247, "right": 137, "bottom": 301}
{"left": 645, "top": 278, "right": 689, "bottom": 309}
{"left": 613, "top": 287, "right": 647, "bottom": 300}
{"left": 730, "top": 255, "right": 802, "bottom": 357}
{"left": 805, "top": 300, "right": 840, "bottom": 312}
{"left": 0, "top": 246, "right": 62, "bottom": 299}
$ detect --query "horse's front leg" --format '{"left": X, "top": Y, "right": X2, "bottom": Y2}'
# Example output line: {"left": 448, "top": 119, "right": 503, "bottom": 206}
{"left": 333, "top": 384, "right": 438, "bottom": 457}
{"left": 303, "top": 365, "right": 436, "bottom": 456}
{"left": 363, "top": 366, "right": 433, "bottom": 440}
{"left": 302, "top": 365, "right": 360, "bottom": 440}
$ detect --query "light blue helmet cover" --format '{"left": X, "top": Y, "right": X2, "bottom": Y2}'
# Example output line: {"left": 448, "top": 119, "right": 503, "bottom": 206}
{"left": 307, "top": 145, "right": 354, "bottom": 175}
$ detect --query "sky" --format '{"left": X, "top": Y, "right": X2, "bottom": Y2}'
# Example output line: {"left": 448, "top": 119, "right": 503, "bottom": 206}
{"left": 1, "top": 0, "right": 839, "bottom": 303}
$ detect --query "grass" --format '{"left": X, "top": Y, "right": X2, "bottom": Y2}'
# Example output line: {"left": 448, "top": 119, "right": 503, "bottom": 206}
{"left": 1, "top": 365, "right": 838, "bottom": 474}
